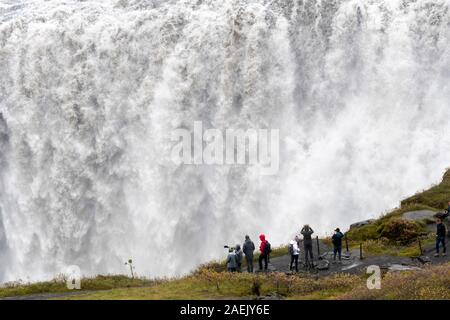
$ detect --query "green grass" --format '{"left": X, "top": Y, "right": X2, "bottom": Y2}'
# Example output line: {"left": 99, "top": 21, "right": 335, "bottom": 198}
{"left": 345, "top": 233, "right": 436, "bottom": 258}
{"left": 338, "top": 262, "right": 450, "bottom": 300}
{"left": 0, "top": 275, "right": 156, "bottom": 298}
{"left": 63, "top": 263, "right": 450, "bottom": 300}
{"left": 2, "top": 263, "right": 448, "bottom": 300}
{"left": 345, "top": 204, "right": 434, "bottom": 242}
{"left": 64, "top": 272, "right": 361, "bottom": 300}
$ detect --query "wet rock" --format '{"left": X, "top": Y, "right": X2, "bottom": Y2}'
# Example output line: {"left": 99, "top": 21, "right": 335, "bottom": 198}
{"left": 402, "top": 210, "right": 436, "bottom": 222}
{"left": 434, "top": 212, "right": 449, "bottom": 219}
{"left": 267, "top": 265, "right": 276, "bottom": 272}
{"left": 417, "top": 256, "right": 431, "bottom": 264}
{"left": 316, "top": 260, "right": 330, "bottom": 270}
{"left": 388, "top": 264, "right": 421, "bottom": 272}
{"left": 341, "top": 253, "right": 351, "bottom": 260}
{"left": 341, "top": 262, "right": 362, "bottom": 271}
{"left": 350, "top": 219, "right": 375, "bottom": 229}
{"left": 319, "top": 252, "right": 332, "bottom": 260}
{"left": 256, "top": 292, "right": 284, "bottom": 300}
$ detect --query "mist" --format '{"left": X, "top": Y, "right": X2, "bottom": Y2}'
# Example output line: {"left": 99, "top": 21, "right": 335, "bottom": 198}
{"left": 0, "top": 0, "right": 449, "bottom": 282}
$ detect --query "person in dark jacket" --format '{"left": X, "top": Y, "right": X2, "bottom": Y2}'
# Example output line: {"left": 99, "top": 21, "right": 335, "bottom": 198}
{"left": 435, "top": 218, "right": 447, "bottom": 257}
{"left": 445, "top": 202, "right": 450, "bottom": 236}
{"left": 332, "top": 228, "right": 344, "bottom": 262}
{"left": 301, "top": 225, "right": 314, "bottom": 266}
{"left": 436, "top": 209, "right": 449, "bottom": 237}
{"left": 258, "top": 234, "right": 268, "bottom": 271}
{"left": 242, "top": 235, "right": 255, "bottom": 273}
{"left": 235, "top": 244, "right": 243, "bottom": 272}
{"left": 226, "top": 248, "right": 238, "bottom": 272}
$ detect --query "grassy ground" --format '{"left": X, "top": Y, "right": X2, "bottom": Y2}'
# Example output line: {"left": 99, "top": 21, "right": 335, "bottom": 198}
{"left": 62, "top": 263, "right": 450, "bottom": 300}
{"left": 63, "top": 271, "right": 362, "bottom": 300}
{"left": 2, "top": 262, "right": 448, "bottom": 300}
{"left": 331, "top": 232, "right": 436, "bottom": 258}
{"left": 338, "top": 262, "right": 450, "bottom": 300}
{"left": 344, "top": 204, "right": 433, "bottom": 243}
{"left": 0, "top": 275, "right": 156, "bottom": 298}
{"left": 0, "top": 245, "right": 291, "bottom": 299}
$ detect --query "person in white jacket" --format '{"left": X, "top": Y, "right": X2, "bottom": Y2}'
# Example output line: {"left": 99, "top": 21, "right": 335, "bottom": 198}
{"left": 289, "top": 235, "right": 301, "bottom": 272}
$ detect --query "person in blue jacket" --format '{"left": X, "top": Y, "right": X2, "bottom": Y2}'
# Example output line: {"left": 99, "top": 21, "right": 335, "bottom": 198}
{"left": 435, "top": 218, "right": 447, "bottom": 257}
{"left": 332, "top": 228, "right": 345, "bottom": 262}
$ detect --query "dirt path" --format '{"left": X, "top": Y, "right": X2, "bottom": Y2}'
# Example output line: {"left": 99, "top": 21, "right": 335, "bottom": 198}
{"left": 0, "top": 290, "right": 92, "bottom": 300}
{"left": 265, "top": 239, "right": 449, "bottom": 276}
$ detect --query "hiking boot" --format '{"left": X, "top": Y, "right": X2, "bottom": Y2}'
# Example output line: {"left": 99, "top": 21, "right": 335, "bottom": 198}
{"left": 441, "top": 253, "right": 447, "bottom": 257}
{"left": 434, "top": 253, "right": 439, "bottom": 257}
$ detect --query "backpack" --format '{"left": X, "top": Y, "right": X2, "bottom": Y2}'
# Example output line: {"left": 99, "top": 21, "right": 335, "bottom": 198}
{"left": 264, "top": 241, "right": 272, "bottom": 255}
{"left": 288, "top": 243, "right": 294, "bottom": 255}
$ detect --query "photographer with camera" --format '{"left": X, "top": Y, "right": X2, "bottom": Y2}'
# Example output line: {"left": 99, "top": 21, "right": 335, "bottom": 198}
{"left": 225, "top": 247, "right": 238, "bottom": 272}
{"left": 301, "top": 224, "right": 314, "bottom": 267}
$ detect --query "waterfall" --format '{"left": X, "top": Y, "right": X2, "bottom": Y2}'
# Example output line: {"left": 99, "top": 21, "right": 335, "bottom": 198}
{"left": 0, "top": 0, "right": 449, "bottom": 282}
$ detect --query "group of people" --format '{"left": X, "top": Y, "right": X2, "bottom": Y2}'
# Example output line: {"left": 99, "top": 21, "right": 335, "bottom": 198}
{"left": 225, "top": 234, "right": 271, "bottom": 272}
{"left": 288, "top": 225, "right": 344, "bottom": 272}
{"left": 226, "top": 225, "right": 345, "bottom": 273}
{"left": 226, "top": 204, "right": 449, "bottom": 273}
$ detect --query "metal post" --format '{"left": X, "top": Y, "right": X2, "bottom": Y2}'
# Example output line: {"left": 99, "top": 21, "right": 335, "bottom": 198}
{"left": 316, "top": 236, "right": 320, "bottom": 257}
{"left": 345, "top": 234, "right": 349, "bottom": 252}
{"left": 359, "top": 243, "right": 363, "bottom": 260}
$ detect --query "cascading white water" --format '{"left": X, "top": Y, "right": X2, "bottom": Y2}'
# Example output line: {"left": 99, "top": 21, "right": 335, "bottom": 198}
{"left": 0, "top": 0, "right": 449, "bottom": 282}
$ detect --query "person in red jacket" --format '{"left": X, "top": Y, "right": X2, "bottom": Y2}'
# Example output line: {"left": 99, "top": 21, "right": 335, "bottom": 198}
{"left": 258, "top": 234, "right": 269, "bottom": 271}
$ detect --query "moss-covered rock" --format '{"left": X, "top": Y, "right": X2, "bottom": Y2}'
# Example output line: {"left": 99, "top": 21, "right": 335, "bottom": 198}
{"left": 378, "top": 218, "right": 425, "bottom": 244}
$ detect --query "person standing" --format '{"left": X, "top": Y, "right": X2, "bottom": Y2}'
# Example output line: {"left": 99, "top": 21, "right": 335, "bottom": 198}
{"left": 289, "top": 235, "right": 301, "bottom": 272}
{"left": 258, "top": 234, "right": 269, "bottom": 271}
{"left": 242, "top": 235, "right": 255, "bottom": 273}
{"left": 435, "top": 218, "right": 447, "bottom": 257}
{"left": 226, "top": 248, "right": 238, "bottom": 272}
{"left": 437, "top": 208, "right": 449, "bottom": 237}
{"left": 235, "top": 244, "right": 243, "bottom": 272}
{"left": 445, "top": 202, "right": 450, "bottom": 236}
{"left": 301, "top": 225, "right": 314, "bottom": 266}
{"left": 332, "top": 228, "right": 344, "bottom": 262}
